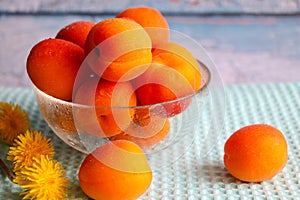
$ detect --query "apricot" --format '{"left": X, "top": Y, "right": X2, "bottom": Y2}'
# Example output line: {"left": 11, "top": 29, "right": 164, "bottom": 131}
{"left": 224, "top": 124, "right": 288, "bottom": 182}
{"left": 78, "top": 140, "right": 152, "bottom": 200}
{"left": 116, "top": 6, "right": 169, "bottom": 47}
{"left": 84, "top": 18, "right": 152, "bottom": 82}
{"left": 56, "top": 21, "right": 95, "bottom": 48}
{"left": 112, "top": 116, "right": 170, "bottom": 148}
{"left": 27, "top": 38, "right": 85, "bottom": 101}
{"left": 134, "top": 42, "right": 201, "bottom": 117}
{"left": 73, "top": 77, "right": 136, "bottom": 137}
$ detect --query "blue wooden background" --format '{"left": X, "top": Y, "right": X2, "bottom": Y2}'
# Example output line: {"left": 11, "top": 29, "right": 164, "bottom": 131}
{"left": 1, "top": 0, "right": 300, "bottom": 14}
{"left": 0, "top": 0, "right": 300, "bottom": 87}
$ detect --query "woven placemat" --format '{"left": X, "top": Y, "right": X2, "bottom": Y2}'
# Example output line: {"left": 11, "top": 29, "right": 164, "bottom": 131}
{"left": 0, "top": 83, "right": 299, "bottom": 199}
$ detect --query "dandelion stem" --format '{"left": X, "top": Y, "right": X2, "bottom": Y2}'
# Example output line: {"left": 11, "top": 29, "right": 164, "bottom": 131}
{"left": 0, "top": 158, "right": 15, "bottom": 182}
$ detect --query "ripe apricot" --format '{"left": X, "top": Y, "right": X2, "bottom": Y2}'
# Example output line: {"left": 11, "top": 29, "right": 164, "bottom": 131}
{"left": 27, "top": 38, "right": 85, "bottom": 101}
{"left": 56, "top": 21, "right": 95, "bottom": 48}
{"left": 134, "top": 42, "right": 201, "bottom": 117}
{"left": 116, "top": 6, "right": 169, "bottom": 47}
{"left": 112, "top": 117, "right": 170, "bottom": 148}
{"left": 78, "top": 140, "right": 152, "bottom": 200}
{"left": 73, "top": 77, "right": 137, "bottom": 137}
{"left": 224, "top": 124, "right": 288, "bottom": 182}
{"left": 84, "top": 18, "right": 152, "bottom": 82}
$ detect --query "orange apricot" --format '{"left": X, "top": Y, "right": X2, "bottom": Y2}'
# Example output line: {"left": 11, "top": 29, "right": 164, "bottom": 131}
{"left": 112, "top": 117, "right": 170, "bottom": 148}
{"left": 116, "top": 6, "right": 169, "bottom": 47}
{"left": 224, "top": 124, "right": 288, "bottom": 182}
{"left": 27, "top": 38, "right": 85, "bottom": 101}
{"left": 78, "top": 140, "right": 152, "bottom": 200}
{"left": 84, "top": 18, "right": 152, "bottom": 82}
{"left": 134, "top": 42, "right": 201, "bottom": 117}
{"left": 56, "top": 21, "right": 95, "bottom": 48}
{"left": 73, "top": 77, "right": 137, "bottom": 137}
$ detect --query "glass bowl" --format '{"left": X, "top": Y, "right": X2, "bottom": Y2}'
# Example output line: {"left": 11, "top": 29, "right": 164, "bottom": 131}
{"left": 31, "top": 63, "right": 209, "bottom": 166}
{"left": 30, "top": 29, "right": 224, "bottom": 171}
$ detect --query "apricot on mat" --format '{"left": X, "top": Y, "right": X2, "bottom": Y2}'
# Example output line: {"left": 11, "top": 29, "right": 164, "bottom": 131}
{"left": 224, "top": 124, "right": 288, "bottom": 182}
{"left": 78, "top": 140, "right": 152, "bottom": 200}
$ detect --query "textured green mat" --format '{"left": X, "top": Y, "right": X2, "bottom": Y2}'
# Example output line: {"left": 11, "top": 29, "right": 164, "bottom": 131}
{"left": 0, "top": 83, "right": 299, "bottom": 199}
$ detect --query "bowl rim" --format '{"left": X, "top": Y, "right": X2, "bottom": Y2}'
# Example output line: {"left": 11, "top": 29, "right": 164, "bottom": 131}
{"left": 30, "top": 60, "right": 210, "bottom": 109}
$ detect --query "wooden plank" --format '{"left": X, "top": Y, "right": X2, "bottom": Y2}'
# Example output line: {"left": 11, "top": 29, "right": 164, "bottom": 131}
{"left": 1, "top": 0, "right": 300, "bottom": 14}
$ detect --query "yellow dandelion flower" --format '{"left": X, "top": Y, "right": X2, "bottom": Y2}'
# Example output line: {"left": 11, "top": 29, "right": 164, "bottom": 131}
{"left": 0, "top": 102, "right": 30, "bottom": 145}
{"left": 14, "top": 155, "right": 69, "bottom": 200}
{"left": 7, "top": 130, "right": 54, "bottom": 172}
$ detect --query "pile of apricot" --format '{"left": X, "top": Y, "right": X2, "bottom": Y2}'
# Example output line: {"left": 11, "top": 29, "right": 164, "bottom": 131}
{"left": 27, "top": 6, "right": 201, "bottom": 144}
{"left": 26, "top": 6, "right": 202, "bottom": 200}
